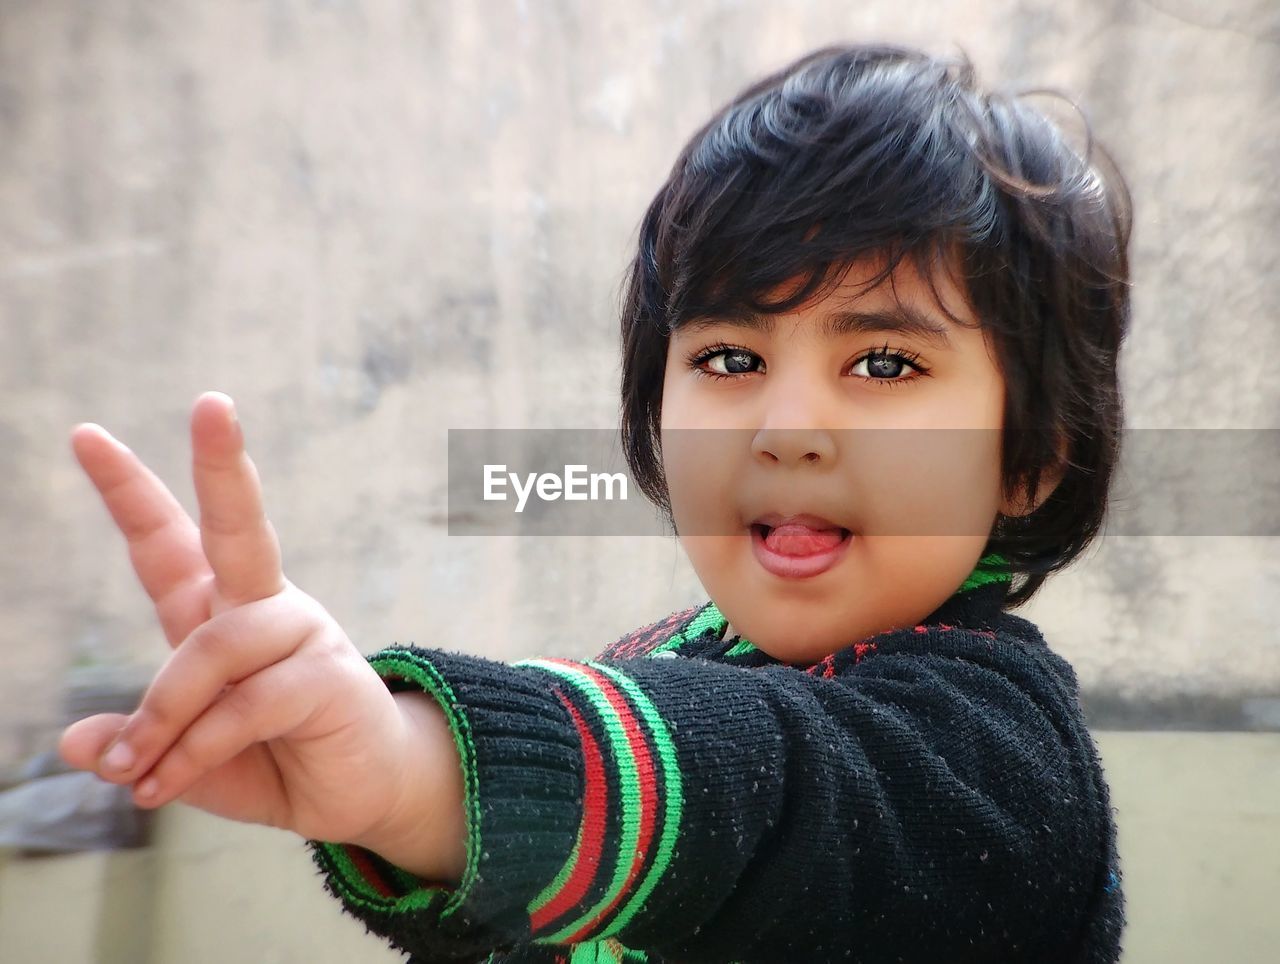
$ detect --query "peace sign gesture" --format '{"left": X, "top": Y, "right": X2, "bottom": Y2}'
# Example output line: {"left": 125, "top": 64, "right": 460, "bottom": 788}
{"left": 75, "top": 392, "right": 284, "bottom": 644}
{"left": 58, "top": 393, "right": 466, "bottom": 881}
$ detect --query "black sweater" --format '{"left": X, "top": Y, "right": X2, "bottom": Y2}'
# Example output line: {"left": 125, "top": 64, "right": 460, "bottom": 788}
{"left": 309, "top": 566, "right": 1126, "bottom": 963}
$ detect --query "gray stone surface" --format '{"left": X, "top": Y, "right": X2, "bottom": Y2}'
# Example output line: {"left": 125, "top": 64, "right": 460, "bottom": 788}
{"left": 2, "top": 1, "right": 1277, "bottom": 772}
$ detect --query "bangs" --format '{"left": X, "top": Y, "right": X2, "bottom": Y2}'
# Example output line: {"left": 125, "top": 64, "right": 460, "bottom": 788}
{"left": 671, "top": 238, "right": 986, "bottom": 337}
{"left": 648, "top": 49, "right": 1001, "bottom": 332}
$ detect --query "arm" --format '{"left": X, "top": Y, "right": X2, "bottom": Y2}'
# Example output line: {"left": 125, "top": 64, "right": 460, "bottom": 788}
{"left": 334, "top": 605, "right": 708, "bottom": 881}
{"left": 309, "top": 629, "right": 1113, "bottom": 963}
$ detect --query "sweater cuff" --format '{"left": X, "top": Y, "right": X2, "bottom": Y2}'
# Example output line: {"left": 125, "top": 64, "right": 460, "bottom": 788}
{"left": 308, "top": 644, "right": 585, "bottom": 956}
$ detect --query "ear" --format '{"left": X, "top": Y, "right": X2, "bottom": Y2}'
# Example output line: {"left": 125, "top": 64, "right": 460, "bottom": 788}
{"left": 999, "top": 433, "right": 1069, "bottom": 518}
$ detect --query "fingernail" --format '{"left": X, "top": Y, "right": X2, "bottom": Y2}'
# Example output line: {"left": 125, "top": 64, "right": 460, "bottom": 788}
{"left": 102, "top": 740, "right": 135, "bottom": 773}
{"left": 207, "top": 391, "right": 235, "bottom": 416}
{"left": 136, "top": 777, "right": 159, "bottom": 801}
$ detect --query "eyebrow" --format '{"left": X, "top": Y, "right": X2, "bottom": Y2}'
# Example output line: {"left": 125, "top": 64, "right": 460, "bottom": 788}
{"left": 680, "top": 306, "right": 956, "bottom": 350}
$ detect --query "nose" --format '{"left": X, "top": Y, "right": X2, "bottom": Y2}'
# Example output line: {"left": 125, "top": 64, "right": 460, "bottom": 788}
{"left": 750, "top": 381, "right": 839, "bottom": 467}
{"left": 751, "top": 426, "right": 837, "bottom": 466}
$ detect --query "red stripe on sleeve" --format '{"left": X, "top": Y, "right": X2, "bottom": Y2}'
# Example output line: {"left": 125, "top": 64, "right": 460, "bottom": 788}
{"left": 529, "top": 689, "right": 611, "bottom": 933}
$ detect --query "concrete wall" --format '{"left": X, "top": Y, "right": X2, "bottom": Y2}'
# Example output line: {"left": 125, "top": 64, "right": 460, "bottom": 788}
{"left": 2, "top": 0, "right": 1277, "bottom": 960}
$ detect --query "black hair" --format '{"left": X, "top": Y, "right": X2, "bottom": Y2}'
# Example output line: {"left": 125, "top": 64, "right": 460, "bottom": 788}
{"left": 618, "top": 42, "right": 1132, "bottom": 609}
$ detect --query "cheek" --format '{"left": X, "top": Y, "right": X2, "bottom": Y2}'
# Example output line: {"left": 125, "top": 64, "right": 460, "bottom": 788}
{"left": 679, "top": 534, "right": 737, "bottom": 578}
{"left": 853, "top": 427, "right": 1003, "bottom": 537}
{"left": 662, "top": 427, "right": 746, "bottom": 536}
{"left": 659, "top": 355, "right": 696, "bottom": 431}
{"left": 660, "top": 347, "right": 748, "bottom": 535}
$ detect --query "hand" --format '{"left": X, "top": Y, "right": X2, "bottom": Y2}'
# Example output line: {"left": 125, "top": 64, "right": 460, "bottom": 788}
{"left": 58, "top": 393, "right": 465, "bottom": 879}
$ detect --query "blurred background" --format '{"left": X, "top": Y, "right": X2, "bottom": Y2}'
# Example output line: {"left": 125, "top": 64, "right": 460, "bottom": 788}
{"left": 2, "top": 1, "right": 1277, "bottom": 961}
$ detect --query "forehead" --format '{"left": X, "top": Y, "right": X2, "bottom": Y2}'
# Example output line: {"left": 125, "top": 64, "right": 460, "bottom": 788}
{"left": 676, "top": 253, "right": 980, "bottom": 351}
{"left": 678, "top": 300, "right": 958, "bottom": 350}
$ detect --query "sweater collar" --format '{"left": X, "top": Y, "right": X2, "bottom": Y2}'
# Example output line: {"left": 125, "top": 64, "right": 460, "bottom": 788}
{"left": 920, "top": 552, "right": 1012, "bottom": 632}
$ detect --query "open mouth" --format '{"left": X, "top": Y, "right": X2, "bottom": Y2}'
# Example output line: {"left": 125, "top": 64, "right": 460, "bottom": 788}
{"left": 748, "top": 520, "right": 854, "bottom": 579}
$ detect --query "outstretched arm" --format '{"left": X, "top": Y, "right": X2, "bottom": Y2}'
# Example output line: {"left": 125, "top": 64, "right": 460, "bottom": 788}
{"left": 310, "top": 627, "right": 1113, "bottom": 963}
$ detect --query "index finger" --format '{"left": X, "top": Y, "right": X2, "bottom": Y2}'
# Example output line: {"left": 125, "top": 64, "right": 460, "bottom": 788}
{"left": 190, "top": 392, "right": 285, "bottom": 611}
{"left": 71, "top": 424, "right": 211, "bottom": 646}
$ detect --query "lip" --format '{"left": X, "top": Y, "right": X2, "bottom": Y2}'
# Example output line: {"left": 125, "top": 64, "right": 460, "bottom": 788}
{"left": 751, "top": 512, "right": 845, "bottom": 530}
{"left": 749, "top": 519, "right": 853, "bottom": 579}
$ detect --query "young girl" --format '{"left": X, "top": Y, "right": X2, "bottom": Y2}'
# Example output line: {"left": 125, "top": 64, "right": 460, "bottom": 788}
{"left": 59, "top": 43, "right": 1130, "bottom": 963}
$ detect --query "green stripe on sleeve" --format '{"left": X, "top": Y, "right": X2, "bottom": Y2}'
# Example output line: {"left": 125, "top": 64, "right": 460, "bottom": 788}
{"left": 515, "top": 659, "right": 646, "bottom": 943}
{"left": 585, "top": 662, "right": 684, "bottom": 941}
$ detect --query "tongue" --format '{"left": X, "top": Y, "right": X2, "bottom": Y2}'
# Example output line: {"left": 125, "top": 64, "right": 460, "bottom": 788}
{"left": 763, "top": 524, "right": 845, "bottom": 557}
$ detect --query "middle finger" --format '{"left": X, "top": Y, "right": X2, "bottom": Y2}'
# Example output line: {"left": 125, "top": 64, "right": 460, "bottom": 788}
{"left": 189, "top": 392, "right": 286, "bottom": 611}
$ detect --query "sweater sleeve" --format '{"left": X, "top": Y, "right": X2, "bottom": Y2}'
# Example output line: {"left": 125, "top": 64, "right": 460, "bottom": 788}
{"left": 307, "top": 628, "right": 1110, "bottom": 963}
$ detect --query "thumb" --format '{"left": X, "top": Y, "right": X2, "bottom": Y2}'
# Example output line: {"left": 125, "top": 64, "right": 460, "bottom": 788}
{"left": 59, "top": 713, "right": 132, "bottom": 776}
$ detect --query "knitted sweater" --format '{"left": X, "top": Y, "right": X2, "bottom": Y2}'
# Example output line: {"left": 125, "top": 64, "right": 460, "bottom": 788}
{"left": 308, "top": 557, "right": 1126, "bottom": 963}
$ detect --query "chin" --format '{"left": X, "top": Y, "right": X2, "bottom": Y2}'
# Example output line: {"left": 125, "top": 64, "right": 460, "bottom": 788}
{"left": 743, "top": 606, "right": 875, "bottom": 663}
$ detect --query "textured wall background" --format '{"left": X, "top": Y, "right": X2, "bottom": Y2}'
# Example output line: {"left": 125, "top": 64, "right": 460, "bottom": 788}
{"left": 2, "top": 1, "right": 1277, "bottom": 960}
{"left": 4, "top": 0, "right": 1279, "bottom": 762}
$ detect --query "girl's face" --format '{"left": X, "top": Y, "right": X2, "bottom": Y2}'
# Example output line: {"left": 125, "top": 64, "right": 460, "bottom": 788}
{"left": 660, "top": 255, "right": 1034, "bottom": 663}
